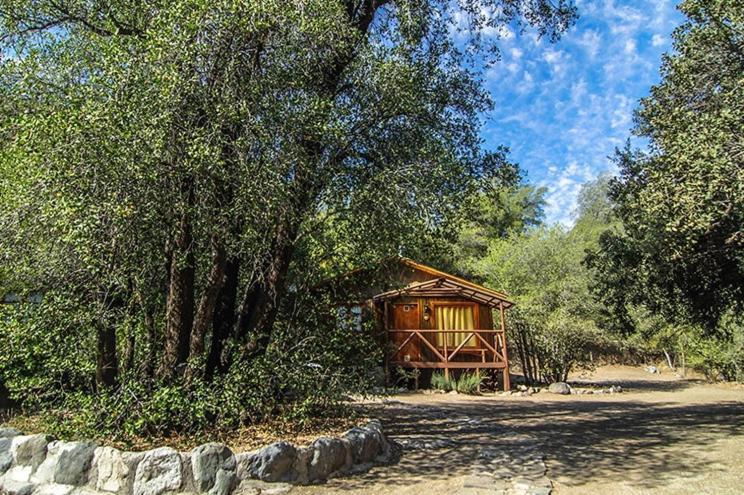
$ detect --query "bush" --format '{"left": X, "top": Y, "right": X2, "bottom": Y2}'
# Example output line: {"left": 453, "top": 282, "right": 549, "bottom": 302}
{"left": 454, "top": 371, "right": 482, "bottom": 394}
{"left": 430, "top": 371, "right": 482, "bottom": 394}
{"left": 0, "top": 291, "right": 383, "bottom": 445}
{"left": 431, "top": 371, "right": 454, "bottom": 391}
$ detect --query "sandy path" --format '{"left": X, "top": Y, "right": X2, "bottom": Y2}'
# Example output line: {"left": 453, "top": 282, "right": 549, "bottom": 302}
{"left": 290, "top": 366, "right": 744, "bottom": 495}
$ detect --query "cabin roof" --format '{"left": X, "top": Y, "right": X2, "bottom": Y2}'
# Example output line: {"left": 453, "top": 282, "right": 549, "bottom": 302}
{"left": 373, "top": 259, "right": 514, "bottom": 308}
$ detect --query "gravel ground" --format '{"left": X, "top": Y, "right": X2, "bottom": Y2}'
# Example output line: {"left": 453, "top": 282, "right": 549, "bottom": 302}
{"left": 289, "top": 366, "right": 744, "bottom": 495}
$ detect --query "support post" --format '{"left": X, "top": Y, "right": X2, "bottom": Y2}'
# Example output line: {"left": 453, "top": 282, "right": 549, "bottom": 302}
{"left": 383, "top": 302, "right": 390, "bottom": 387}
{"left": 499, "top": 302, "right": 511, "bottom": 391}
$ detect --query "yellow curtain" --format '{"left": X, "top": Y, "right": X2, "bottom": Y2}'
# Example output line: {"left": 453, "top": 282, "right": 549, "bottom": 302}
{"left": 435, "top": 306, "right": 476, "bottom": 348}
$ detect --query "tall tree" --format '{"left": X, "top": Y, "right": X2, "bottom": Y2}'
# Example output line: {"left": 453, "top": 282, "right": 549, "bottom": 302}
{"left": 591, "top": 0, "right": 744, "bottom": 330}
{"left": 0, "top": 0, "right": 577, "bottom": 393}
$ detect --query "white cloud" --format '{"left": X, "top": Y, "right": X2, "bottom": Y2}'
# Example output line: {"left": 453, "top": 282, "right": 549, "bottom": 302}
{"left": 575, "top": 30, "right": 601, "bottom": 59}
{"left": 624, "top": 38, "right": 637, "bottom": 54}
{"left": 651, "top": 34, "right": 665, "bottom": 47}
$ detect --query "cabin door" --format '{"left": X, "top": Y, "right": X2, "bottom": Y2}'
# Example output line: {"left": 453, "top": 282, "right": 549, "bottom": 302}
{"left": 392, "top": 303, "right": 421, "bottom": 362}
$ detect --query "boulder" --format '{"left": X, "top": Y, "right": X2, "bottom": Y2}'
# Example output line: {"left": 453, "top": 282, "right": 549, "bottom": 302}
{"left": 0, "top": 477, "right": 35, "bottom": 495}
{"left": 242, "top": 442, "right": 297, "bottom": 483}
{"left": 133, "top": 447, "right": 183, "bottom": 495}
{"left": 306, "top": 437, "right": 349, "bottom": 481}
{"left": 34, "top": 441, "right": 97, "bottom": 486}
{"left": 31, "top": 483, "right": 75, "bottom": 495}
{"left": 11, "top": 434, "right": 51, "bottom": 470}
{"left": 548, "top": 382, "right": 571, "bottom": 395}
{"left": 190, "top": 443, "right": 236, "bottom": 495}
{"left": 343, "top": 425, "right": 380, "bottom": 464}
{"left": 1, "top": 437, "right": 13, "bottom": 474}
{"left": 0, "top": 428, "right": 23, "bottom": 438}
{"left": 91, "top": 447, "right": 143, "bottom": 494}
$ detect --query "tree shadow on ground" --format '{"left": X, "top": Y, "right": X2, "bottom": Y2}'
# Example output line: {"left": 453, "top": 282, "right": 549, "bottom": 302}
{"left": 316, "top": 394, "right": 744, "bottom": 492}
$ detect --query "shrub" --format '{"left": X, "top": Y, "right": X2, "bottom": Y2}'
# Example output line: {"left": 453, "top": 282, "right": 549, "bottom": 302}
{"left": 431, "top": 371, "right": 454, "bottom": 391}
{"left": 455, "top": 371, "right": 482, "bottom": 394}
{"left": 430, "top": 371, "right": 482, "bottom": 394}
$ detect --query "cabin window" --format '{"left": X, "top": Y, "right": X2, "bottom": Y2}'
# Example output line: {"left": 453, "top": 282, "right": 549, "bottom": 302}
{"left": 435, "top": 305, "right": 476, "bottom": 348}
{"left": 338, "top": 305, "right": 363, "bottom": 332}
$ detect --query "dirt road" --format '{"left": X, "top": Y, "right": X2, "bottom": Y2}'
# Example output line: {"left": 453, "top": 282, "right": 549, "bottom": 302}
{"left": 290, "top": 366, "right": 744, "bottom": 495}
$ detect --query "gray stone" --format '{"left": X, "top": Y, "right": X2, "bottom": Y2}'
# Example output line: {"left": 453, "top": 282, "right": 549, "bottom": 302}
{"left": 343, "top": 425, "right": 380, "bottom": 464}
{"left": 0, "top": 428, "right": 23, "bottom": 438}
{"left": 1, "top": 438, "right": 12, "bottom": 474}
{"left": 11, "top": 434, "right": 51, "bottom": 470}
{"left": 91, "top": 447, "right": 143, "bottom": 494}
{"left": 190, "top": 443, "right": 236, "bottom": 495}
{"left": 234, "top": 452, "right": 256, "bottom": 482}
{"left": 133, "top": 447, "right": 183, "bottom": 495}
{"left": 547, "top": 382, "right": 571, "bottom": 395}
{"left": 3, "top": 465, "right": 34, "bottom": 483}
{"left": 233, "top": 479, "right": 292, "bottom": 495}
{"left": 306, "top": 437, "right": 349, "bottom": 481}
{"left": 34, "top": 441, "right": 96, "bottom": 486}
{"left": 32, "top": 483, "right": 75, "bottom": 495}
{"left": 0, "top": 477, "right": 35, "bottom": 495}
{"left": 243, "top": 442, "right": 296, "bottom": 483}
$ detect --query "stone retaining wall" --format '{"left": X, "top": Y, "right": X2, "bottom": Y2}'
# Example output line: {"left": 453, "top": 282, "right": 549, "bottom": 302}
{"left": 0, "top": 420, "right": 391, "bottom": 495}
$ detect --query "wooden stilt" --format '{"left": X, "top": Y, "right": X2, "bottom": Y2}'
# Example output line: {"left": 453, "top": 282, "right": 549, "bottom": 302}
{"left": 499, "top": 302, "right": 511, "bottom": 391}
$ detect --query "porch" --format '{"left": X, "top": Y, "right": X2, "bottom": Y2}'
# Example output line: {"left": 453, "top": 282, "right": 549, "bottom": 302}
{"left": 374, "top": 275, "right": 514, "bottom": 390}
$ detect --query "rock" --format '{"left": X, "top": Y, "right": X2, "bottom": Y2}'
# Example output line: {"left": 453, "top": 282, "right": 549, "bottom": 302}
{"left": 3, "top": 465, "right": 34, "bottom": 483}
{"left": 306, "top": 437, "right": 349, "bottom": 481}
{"left": 34, "top": 441, "right": 97, "bottom": 486}
{"left": 233, "top": 479, "right": 292, "bottom": 495}
{"left": 243, "top": 442, "right": 297, "bottom": 483}
{"left": 1, "top": 437, "right": 13, "bottom": 475}
{"left": 645, "top": 366, "right": 659, "bottom": 374}
{"left": 32, "top": 483, "right": 75, "bottom": 495}
{"left": 133, "top": 447, "right": 183, "bottom": 495}
{"left": 0, "top": 428, "right": 23, "bottom": 438}
{"left": 609, "top": 385, "right": 623, "bottom": 393}
{"left": 91, "top": 447, "right": 143, "bottom": 494}
{"left": 548, "top": 382, "right": 571, "bottom": 395}
{"left": 447, "top": 390, "right": 458, "bottom": 395}
{"left": 0, "top": 477, "right": 35, "bottom": 495}
{"left": 190, "top": 443, "right": 236, "bottom": 495}
{"left": 344, "top": 425, "right": 380, "bottom": 464}
{"left": 11, "top": 434, "right": 51, "bottom": 470}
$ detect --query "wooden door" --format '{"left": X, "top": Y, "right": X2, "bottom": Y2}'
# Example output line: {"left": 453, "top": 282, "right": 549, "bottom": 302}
{"left": 392, "top": 303, "right": 421, "bottom": 362}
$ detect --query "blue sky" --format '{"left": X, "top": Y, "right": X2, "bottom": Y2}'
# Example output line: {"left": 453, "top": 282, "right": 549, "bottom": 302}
{"left": 479, "top": 0, "right": 684, "bottom": 225}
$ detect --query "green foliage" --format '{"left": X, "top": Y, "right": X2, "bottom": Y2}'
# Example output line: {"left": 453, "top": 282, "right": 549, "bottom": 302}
{"left": 454, "top": 371, "right": 482, "bottom": 394}
{"left": 0, "top": 0, "right": 576, "bottom": 437}
{"left": 465, "top": 177, "right": 617, "bottom": 383}
{"left": 430, "top": 371, "right": 453, "bottom": 391}
{"left": 584, "top": 1, "right": 743, "bottom": 381}
{"left": 430, "top": 371, "right": 482, "bottom": 394}
{"left": 591, "top": 0, "right": 744, "bottom": 330}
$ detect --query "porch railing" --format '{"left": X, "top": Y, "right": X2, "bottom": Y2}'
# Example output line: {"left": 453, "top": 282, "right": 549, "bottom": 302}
{"left": 388, "top": 329, "right": 507, "bottom": 366}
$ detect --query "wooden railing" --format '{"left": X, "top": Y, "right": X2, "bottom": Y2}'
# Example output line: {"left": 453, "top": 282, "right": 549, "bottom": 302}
{"left": 388, "top": 329, "right": 507, "bottom": 367}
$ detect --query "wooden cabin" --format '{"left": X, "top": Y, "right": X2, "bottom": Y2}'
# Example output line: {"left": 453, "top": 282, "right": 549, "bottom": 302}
{"left": 325, "top": 258, "right": 514, "bottom": 390}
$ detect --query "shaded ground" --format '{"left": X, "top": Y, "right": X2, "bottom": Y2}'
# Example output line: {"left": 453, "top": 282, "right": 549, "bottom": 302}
{"left": 292, "top": 366, "right": 744, "bottom": 495}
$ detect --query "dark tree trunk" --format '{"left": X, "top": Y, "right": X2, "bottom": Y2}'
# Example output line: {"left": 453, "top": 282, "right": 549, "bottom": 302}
{"left": 96, "top": 321, "right": 118, "bottom": 388}
{"left": 187, "top": 237, "right": 228, "bottom": 379}
{"left": 235, "top": 220, "right": 298, "bottom": 358}
{"left": 206, "top": 256, "right": 239, "bottom": 379}
{"left": 230, "top": 0, "right": 387, "bottom": 361}
{"left": 159, "top": 178, "right": 196, "bottom": 380}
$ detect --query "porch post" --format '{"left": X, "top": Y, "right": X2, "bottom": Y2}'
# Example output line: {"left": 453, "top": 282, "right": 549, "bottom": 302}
{"left": 383, "top": 301, "right": 390, "bottom": 387}
{"left": 499, "top": 302, "right": 511, "bottom": 391}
